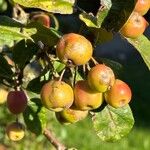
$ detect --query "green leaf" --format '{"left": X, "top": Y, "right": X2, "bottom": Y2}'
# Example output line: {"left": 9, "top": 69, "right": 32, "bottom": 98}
{"left": 79, "top": 12, "right": 113, "bottom": 44}
{"left": 96, "top": 0, "right": 112, "bottom": 28}
{"left": 13, "top": 40, "right": 39, "bottom": 69}
{"left": 0, "top": 55, "right": 13, "bottom": 79}
{"left": 100, "top": 0, "right": 135, "bottom": 32}
{"left": 69, "top": 67, "right": 84, "bottom": 85}
{"left": 26, "top": 90, "right": 40, "bottom": 100}
{"left": 23, "top": 98, "right": 48, "bottom": 135}
{"left": 0, "top": 16, "right": 36, "bottom": 47}
{"left": 92, "top": 105, "right": 134, "bottom": 142}
{"left": 127, "top": 35, "right": 150, "bottom": 70}
{"left": 13, "top": 0, "right": 75, "bottom": 14}
{"left": 79, "top": 0, "right": 135, "bottom": 32}
{"left": 76, "top": 70, "right": 84, "bottom": 81}
{"left": 26, "top": 22, "right": 61, "bottom": 47}
{"left": 79, "top": 13, "right": 98, "bottom": 28}
{"left": 27, "top": 77, "right": 47, "bottom": 94}
{"left": 53, "top": 60, "right": 66, "bottom": 73}
{"left": 0, "top": 16, "right": 60, "bottom": 47}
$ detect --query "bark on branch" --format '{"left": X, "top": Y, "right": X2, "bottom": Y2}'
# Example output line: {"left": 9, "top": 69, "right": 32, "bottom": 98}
{"left": 43, "top": 128, "right": 66, "bottom": 150}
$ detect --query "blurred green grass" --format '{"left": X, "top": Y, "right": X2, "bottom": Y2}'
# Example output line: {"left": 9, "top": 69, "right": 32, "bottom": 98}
{"left": 1, "top": 115, "right": 150, "bottom": 150}
{"left": 52, "top": 117, "right": 150, "bottom": 150}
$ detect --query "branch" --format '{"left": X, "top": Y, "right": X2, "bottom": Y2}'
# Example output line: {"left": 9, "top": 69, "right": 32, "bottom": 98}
{"left": 43, "top": 128, "right": 67, "bottom": 150}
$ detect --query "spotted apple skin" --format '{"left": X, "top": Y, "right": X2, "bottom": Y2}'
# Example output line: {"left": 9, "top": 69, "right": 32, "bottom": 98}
{"left": 104, "top": 79, "right": 132, "bottom": 108}
{"left": 41, "top": 80, "right": 74, "bottom": 112}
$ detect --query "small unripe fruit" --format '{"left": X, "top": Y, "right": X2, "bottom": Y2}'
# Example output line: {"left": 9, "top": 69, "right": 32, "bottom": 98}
{"left": 134, "top": 0, "right": 150, "bottom": 15}
{"left": 0, "top": 86, "right": 8, "bottom": 104}
{"left": 6, "top": 122, "right": 25, "bottom": 141}
{"left": 104, "top": 79, "right": 132, "bottom": 108}
{"left": 40, "top": 80, "right": 74, "bottom": 112}
{"left": 7, "top": 91, "right": 27, "bottom": 114}
{"left": 88, "top": 64, "right": 115, "bottom": 93}
{"left": 56, "top": 33, "right": 93, "bottom": 66}
{"left": 74, "top": 80, "right": 103, "bottom": 110}
{"left": 31, "top": 14, "right": 50, "bottom": 28}
{"left": 120, "top": 12, "right": 148, "bottom": 38}
{"left": 56, "top": 108, "right": 88, "bottom": 124}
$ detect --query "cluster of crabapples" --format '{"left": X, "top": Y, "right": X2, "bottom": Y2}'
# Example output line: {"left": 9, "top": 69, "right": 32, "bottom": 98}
{"left": 120, "top": 0, "right": 150, "bottom": 38}
{"left": 1, "top": 34, "right": 132, "bottom": 142}
{"left": 40, "top": 33, "right": 132, "bottom": 125}
{"left": 4, "top": 33, "right": 132, "bottom": 142}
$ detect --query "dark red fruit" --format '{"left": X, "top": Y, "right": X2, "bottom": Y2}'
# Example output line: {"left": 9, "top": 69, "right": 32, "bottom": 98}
{"left": 7, "top": 91, "right": 27, "bottom": 114}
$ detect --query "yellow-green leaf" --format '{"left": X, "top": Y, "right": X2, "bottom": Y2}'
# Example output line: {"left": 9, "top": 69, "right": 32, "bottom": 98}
{"left": 0, "top": 16, "right": 36, "bottom": 47}
{"left": 13, "top": 0, "right": 75, "bottom": 14}
{"left": 79, "top": 0, "right": 135, "bottom": 32}
{"left": 127, "top": 35, "right": 150, "bottom": 70}
{"left": 79, "top": 13, "right": 99, "bottom": 28}
{"left": 93, "top": 105, "right": 134, "bottom": 142}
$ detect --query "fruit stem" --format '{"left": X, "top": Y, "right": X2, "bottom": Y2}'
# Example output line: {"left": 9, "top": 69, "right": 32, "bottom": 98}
{"left": 59, "top": 68, "right": 66, "bottom": 81}
{"left": 83, "top": 64, "right": 86, "bottom": 79}
{"left": 43, "top": 128, "right": 66, "bottom": 150}
{"left": 13, "top": 64, "right": 22, "bottom": 91}
{"left": 48, "top": 13, "right": 60, "bottom": 31}
{"left": 73, "top": 66, "right": 78, "bottom": 87}
{"left": 86, "top": 62, "right": 91, "bottom": 71}
{"left": 91, "top": 57, "right": 99, "bottom": 65}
